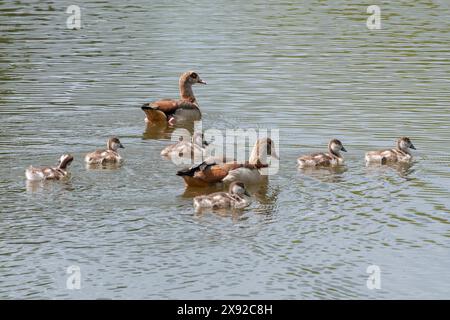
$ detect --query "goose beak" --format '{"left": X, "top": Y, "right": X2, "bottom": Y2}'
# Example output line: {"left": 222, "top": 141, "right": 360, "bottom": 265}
{"left": 341, "top": 146, "right": 347, "bottom": 152}
{"left": 410, "top": 144, "right": 416, "bottom": 150}
{"left": 198, "top": 79, "right": 207, "bottom": 85}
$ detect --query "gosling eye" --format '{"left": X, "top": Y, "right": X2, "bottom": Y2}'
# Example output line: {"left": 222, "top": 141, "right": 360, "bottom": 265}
{"left": 191, "top": 73, "right": 198, "bottom": 79}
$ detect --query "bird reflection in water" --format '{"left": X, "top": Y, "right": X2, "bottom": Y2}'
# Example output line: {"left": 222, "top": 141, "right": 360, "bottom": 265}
{"left": 365, "top": 161, "right": 415, "bottom": 179}
{"left": 25, "top": 179, "right": 74, "bottom": 193}
{"left": 142, "top": 121, "right": 195, "bottom": 141}
{"left": 85, "top": 162, "right": 123, "bottom": 170}
{"left": 298, "top": 165, "right": 348, "bottom": 183}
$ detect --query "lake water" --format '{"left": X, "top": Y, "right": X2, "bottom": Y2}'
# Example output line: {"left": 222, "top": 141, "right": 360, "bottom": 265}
{"left": 0, "top": 0, "right": 449, "bottom": 299}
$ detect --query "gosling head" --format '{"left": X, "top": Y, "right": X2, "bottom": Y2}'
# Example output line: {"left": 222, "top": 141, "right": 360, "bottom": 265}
{"left": 397, "top": 137, "right": 416, "bottom": 152}
{"left": 107, "top": 137, "right": 125, "bottom": 151}
{"left": 57, "top": 154, "right": 74, "bottom": 169}
{"left": 329, "top": 139, "right": 347, "bottom": 155}
{"left": 180, "top": 71, "right": 206, "bottom": 86}
{"left": 229, "top": 181, "right": 251, "bottom": 197}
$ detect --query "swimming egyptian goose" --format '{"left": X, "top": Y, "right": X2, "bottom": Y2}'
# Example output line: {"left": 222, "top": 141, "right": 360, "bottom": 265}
{"left": 176, "top": 138, "right": 278, "bottom": 187}
{"left": 365, "top": 137, "right": 416, "bottom": 164}
{"left": 297, "top": 139, "right": 347, "bottom": 167}
{"left": 85, "top": 137, "right": 125, "bottom": 165}
{"left": 141, "top": 71, "right": 206, "bottom": 125}
{"left": 193, "top": 181, "right": 251, "bottom": 211}
{"left": 25, "top": 154, "right": 74, "bottom": 181}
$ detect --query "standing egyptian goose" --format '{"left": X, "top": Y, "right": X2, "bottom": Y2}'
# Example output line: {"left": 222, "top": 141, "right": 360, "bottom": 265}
{"left": 25, "top": 154, "right": 74, "bottom": 181}
{"left": 297, "top": 139, "right": 347, "bottom": 167}
{"left": 193, "top": 181, "right": 251, "bottom": 211}
{"left": 176, "top": 138, "right": 279, "bottom": 187}
{"left": 365, "top": 137, "right": 416, "bottom": 164}
{"left": 85, "top": 137, "right": 125, "bottom": 165}
{"left": 141, "top": 71, "right": 206, "bottom": 125}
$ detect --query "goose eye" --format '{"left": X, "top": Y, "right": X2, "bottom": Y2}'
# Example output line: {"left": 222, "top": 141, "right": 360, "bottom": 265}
{"left": 191, "top": 73, "right": 198, "bottom": 79}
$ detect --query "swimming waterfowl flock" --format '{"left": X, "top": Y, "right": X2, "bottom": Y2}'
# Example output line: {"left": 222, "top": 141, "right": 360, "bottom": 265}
{"left": 25, "top": 70, "right": 417, "bottom": 211}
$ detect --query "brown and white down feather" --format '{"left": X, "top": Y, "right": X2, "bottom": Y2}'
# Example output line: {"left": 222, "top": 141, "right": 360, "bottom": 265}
{"left": 365, "top": 137, "right": 415, "bottom": 164}
{"left": 193, "top": 181, "right": 251, "bottom": 211}
{"left": 160, "top": 132, "right": 207, "bottom": 161}
{"left": 25, "top": 154, "right": 73, "bottom": 181}
{"left": 85, "top": 137, "right": 124, "bottom": 164}
{"left": 297, "top": 139, "right": 347, "bottom": 167}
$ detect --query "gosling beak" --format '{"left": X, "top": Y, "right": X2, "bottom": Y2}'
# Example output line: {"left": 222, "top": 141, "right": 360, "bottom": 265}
{"left": 198, "top": 79, "right": 207, "bottom": 85}
{"left": 119, "top": 143, "right": 125, "bottom": 149}
{"left": 203, "top": 140, "right": 210, "bottom": 146}
{"left": 341, "top": 146, "right": 347, "bottom": 152}
{"left": 271, "top": 150, "right": 280, "bottom": 160}
{"left": 410, "top": 144, "right": 416, "bottom": 150}
{"left": 244, "top": 190, "right": 251, "bottom": 197}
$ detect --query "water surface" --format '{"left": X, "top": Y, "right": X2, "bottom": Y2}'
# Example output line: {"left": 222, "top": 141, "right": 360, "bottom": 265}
{"left": 0, "top": 0, "right": 449, "bottom": 299}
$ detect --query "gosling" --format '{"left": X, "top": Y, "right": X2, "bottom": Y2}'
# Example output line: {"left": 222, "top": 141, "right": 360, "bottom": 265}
{"left": 85, "top": 137, "right": 125, "bottom": 165}
{"left": 297, "top": 139, "right": 347, "bottom": 167}
{"left": 365, "top": 137, "right": 416, "bottom": 164}
{"left": 193, "top": 181, "right": 251, "bottom": 211}
{"left": 25, "top": 154, "right": 74, "bottom": 181}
